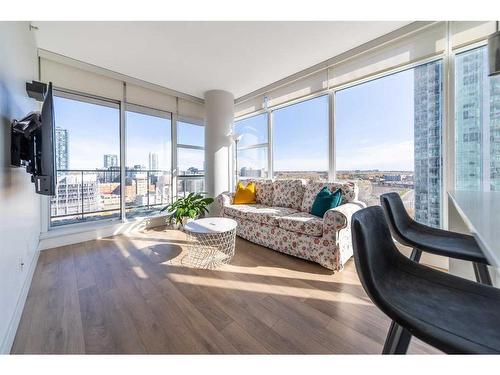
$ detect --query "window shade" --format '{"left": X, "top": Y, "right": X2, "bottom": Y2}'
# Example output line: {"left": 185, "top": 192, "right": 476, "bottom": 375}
{"left": 40, "top": 58, "right": 123, "bottom": 101}
{"left": 40, "top": 57, "right": 206, "bottom": 122}
{"left": 327, "top": 23, "right": 446, "bottom": 88}
{"left": 235, "top": 96, "right": 265, "bottom": 118}
{"left": 236, "top": 23, "right": 448, "bottom": 115}
{"left": 178, "top": 98, "right": 205, "bottom": 123}
{"left": 126, "top": 83, "right": 177, "bottom": 113}
{"left": 451, "top": 21, "right": 497, "bottom": 49}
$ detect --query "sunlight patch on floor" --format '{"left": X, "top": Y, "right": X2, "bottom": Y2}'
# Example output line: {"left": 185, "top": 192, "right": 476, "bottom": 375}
{"left": 168, "top": 273, "right": 371, "bottom": 305}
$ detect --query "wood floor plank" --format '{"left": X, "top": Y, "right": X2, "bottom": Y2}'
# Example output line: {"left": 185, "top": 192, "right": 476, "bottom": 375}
{"left": 72, "top": 242, "right": 97, "bottom": 291}
{"left": 12, "top": 247, "right": 85, "bottom": 354}
{"left": 78, "top": 285, "right": 118, "bottom": 354}
{"left": 219, "top": 321, "right": 271, "bottom": 354}
{"left": 99, "top": 288, "right": 147, "bottom": 354}
{"left": 12, "top": 228, "right": 440, "bottom": 354}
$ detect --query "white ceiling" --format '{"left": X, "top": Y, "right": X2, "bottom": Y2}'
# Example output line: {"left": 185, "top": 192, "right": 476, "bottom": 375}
{"left": 33, "top": 21, "right": 411, "bottom": 100}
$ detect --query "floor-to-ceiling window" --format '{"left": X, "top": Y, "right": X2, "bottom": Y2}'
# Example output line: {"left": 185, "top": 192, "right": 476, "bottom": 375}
{"left": 455, "top": 45, "right": 500, "bottom": 192}
{"left": 125, "top": 105, "right": 172, "bottom": 218}
{"left": 50, "top": 93, "right": 121, "bottom": 226}
{"left": 233, "top": 113, "right": 269, "bottom": 179}
{"left": 335, "top": 60, "right": 443, "bottom": 227}
{"left": 176, "top": 121, "right": 205, "bottom": 197}
{"left": 272, "top": 95, "right": 329, "bottom": 180}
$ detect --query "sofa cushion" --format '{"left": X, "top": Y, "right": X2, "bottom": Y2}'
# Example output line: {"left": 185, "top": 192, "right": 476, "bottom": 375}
{"left": 277, "top": 212, "right": 324, "bottom": 237}
{"left": 301, "top": 181, "right": 358, "bottom": 213}
{"left": 224, "top": 204, "right": 298, "bottom": 226}
{"left": 272, "top": 179, "right": 306, "bottom": 210}
{"left": 241, "top": 179, "right": 274, "bottom": 206}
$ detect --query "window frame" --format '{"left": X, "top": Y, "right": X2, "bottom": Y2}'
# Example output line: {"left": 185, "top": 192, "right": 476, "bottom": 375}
{"left": 46, "top": 89, "right": 186, "bottom": 229}
{"left": 124, "top": 103, "right": 173, "bottom": 218}
{"left": 49, "top": 89, "right": 122, "bottom": 228}
{"left": 175, "top": 118, "right": 206, "bottom": 198}
{"left": 271, "top": 93, "right": 330, "bottom": 179}
{"left": 234, "top": 54, "right": 448, "bottom": 227}
{"left": 233, "top": 112, "right": 270, "bottom": 184}
{"left": 333, "top": 59, "right": 444, "bottom": 227}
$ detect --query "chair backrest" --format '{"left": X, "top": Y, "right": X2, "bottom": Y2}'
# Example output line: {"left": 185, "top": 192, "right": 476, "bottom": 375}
{"left": 380, "top": 192, "right": 413, "bottom": 247}
{"left": 351, "top": 206, "right": 401, "bottom": 306}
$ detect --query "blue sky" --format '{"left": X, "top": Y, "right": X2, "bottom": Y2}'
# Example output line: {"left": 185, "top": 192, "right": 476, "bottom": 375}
{"left": 336, "top": 68, "right": 414, "bottom": 171}
{"left": 54, "top": 97, "right": 120, "bottom": 170}
{"left": 273, "top": 95, "right": 329, "bottom": 171}
{"left": 54, "top": 97, "right": 204, "bottom": 171}
{"left": 56, "top": 67, "right": 415, "bottom": 172}
{"left": 235, "top": 67, "right": 415, "bottom": 172}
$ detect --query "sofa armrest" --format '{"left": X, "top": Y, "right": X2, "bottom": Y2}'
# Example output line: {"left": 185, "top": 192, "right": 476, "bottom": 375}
{"left": 323, "top": 201, "right": 364, "bottom": 233}
{"left": 217, "top": 191, "right": 235, "bottom": 208}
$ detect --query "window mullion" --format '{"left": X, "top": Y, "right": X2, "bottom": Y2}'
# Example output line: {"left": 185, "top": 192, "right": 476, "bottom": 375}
{"left": 268, "top": 110, "right": 273, "bottom": 178}
{"left": 120, "top": 83, "right": 127, "bottom": 221}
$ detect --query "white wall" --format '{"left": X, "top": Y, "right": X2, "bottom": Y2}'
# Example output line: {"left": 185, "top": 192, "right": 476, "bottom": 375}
{"left": 0, "top": 22, "right": 40, "bottom": 354}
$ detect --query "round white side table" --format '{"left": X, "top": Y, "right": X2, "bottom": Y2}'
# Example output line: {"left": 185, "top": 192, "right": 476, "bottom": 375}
{"left": 183, "top": 217, "right": 237, "bottom": 269}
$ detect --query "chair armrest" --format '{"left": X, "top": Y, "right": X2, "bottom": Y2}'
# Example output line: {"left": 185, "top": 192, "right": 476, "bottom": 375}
{"left": 323, "top": 202, "right": 365, "bottom": 233}
{"left": 217, "top": 191, "right": 235, "bottom": 208}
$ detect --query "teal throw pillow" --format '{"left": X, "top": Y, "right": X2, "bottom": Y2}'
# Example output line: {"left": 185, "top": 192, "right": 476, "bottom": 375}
{"left": 310, "top": 187, "right": 342, "bottom": 218}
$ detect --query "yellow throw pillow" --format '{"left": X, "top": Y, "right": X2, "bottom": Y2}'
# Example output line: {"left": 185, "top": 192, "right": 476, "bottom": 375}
{"left": 233, "top": 182, "right": 256, "bottom": 204}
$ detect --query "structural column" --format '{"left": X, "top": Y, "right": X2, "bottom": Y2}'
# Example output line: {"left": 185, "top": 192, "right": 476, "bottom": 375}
{"left": 204, "top": 90, "right": 234, "bottom": 209}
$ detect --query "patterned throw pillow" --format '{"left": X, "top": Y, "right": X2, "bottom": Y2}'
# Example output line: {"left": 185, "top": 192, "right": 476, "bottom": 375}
{"left": 233, "top": 182, "right": 256, "bottom": 204}
{"left": 254, "top": 180, "right": 274, "bottom": 206}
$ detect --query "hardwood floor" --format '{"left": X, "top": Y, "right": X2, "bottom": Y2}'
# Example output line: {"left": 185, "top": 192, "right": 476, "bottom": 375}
{"left": 12, "top": 227, "right": 440, "bottom": 354}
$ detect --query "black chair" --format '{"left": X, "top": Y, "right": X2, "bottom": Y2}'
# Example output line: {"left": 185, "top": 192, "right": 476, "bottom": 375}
{"left": 380, "top": 192, "right": 491, "bottom": 285}
{"left": 351, "top": 206, "right": 500, "bottom": 354}
{"left": 379, "top": 192, "right": 493, "bottom": 353}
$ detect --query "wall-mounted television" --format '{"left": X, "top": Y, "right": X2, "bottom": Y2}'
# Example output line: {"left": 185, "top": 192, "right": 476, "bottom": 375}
{"left": 11, "top": 82, "right": 56, "bottom": 196}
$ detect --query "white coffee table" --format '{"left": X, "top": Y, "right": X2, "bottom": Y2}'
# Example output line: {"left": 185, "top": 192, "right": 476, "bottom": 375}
{"left": 183, "top": 217, "right": 238, "bottom": 269}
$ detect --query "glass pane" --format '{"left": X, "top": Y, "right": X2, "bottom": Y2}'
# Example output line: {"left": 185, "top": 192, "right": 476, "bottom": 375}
{"left": 51, "top": 171, "right": 83, "bottom": 226}
{"left": 50, "top": 96, "right": 121, "bottom": 226}
{"left": 178, "top": 148, "right": 204, "bottom": 175}
{"left": 455, "top": 46, "right": 500, "bottom": 192}
{"left": 125, "top": 110, "right": 172, "bottom": 217}
{"left": 237, "top": 146, "right": 268, "bottom": 179}
{"left": 177, "top": 177, "right": 206, "bottom": 198}
{"left": 234, "top": 113, "right": 268, "bottom": 148}
{"left": 336, "top": 60, "right": 442, "bottom": 227}
{"left": 273, "top": 95, "right": 328, "bottom": 180}
{"left": 177, "top": 121, "right": 205, "bottom": 147}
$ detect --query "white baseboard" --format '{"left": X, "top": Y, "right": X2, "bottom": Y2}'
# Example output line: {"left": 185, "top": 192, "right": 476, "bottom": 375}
{"left": 0, "top": 248, "right": 40, "bottom": 354}
{"left": 38, "top": 215, "right": 166, "bottom": 251}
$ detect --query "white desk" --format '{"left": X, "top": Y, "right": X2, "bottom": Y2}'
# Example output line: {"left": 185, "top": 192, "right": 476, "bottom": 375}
{"left": 448, "top": 191, "right": 500, "bottom": 267}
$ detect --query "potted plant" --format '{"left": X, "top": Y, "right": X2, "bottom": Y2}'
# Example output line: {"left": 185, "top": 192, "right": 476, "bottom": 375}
{"left": 160, "top": 192, "right": 214, "bottom": 228}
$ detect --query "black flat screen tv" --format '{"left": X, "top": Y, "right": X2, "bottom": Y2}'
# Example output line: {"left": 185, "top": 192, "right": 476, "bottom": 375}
{"left": 11, "top": 82, "right": 56, "bottom": 196}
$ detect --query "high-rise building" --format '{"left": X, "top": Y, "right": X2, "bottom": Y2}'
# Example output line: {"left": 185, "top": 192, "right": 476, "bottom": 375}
{"left": 413, "top": 61, "right": 442, "bottom": 228}
{"left": 55, "top": 127, "right": 69, "bottom": 170}
{"left": 240, "top": 166, "right": 264, "bottom": 178}
{"left": 148, "top": 152, "right": 159, "bottom": 170}
{"left": 103, "top": 154, "right": 118, "bottom": 169}
{"left": 50, "top": 174, "right": 100, "bottom": 216}
{"left": 491, "top": 75, "right": 500, "bottom": 191}
{"left": 455, "top": 46, "right": 500, "bottom": 192}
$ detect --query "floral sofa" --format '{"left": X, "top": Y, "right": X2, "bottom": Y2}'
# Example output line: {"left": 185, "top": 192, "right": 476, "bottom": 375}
{"left": 216, "top": 179, "right": 365, "bottom": 271}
